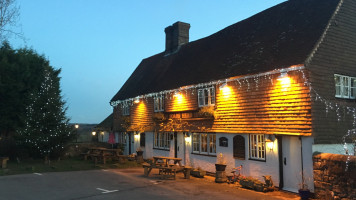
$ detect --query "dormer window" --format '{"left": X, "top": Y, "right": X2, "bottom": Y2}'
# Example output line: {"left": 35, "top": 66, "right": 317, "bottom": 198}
{"left": 335, "top": 74, "right": 356, "bottom": 99}
{"left": 154, "top": 95, "right": 164, "bottom": 112}
{"left": 198, "top": 87, "right": 215, "bottom": 107}
{"left": 122, "top": 101, "right": 130, "bottom": 116}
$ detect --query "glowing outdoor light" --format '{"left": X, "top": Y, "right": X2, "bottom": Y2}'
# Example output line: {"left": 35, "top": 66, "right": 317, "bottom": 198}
{"left": 265, "top": 135, "right": 275, "bottom": 152}
{"left": 184, "top": 133, "right": 191, "bottom": 143}
{"left": 134, "top": 97, "right": 140, "bottom": 104}
{"left": 74, "top": 124, "right": 79, "bottom": 143}
{"left": 220, "top": 83, "right": 231, "bottom": 96}
{"left": 92, "top": 131, "right": 96, "bottom": 136}
{"left": 134, "top": 132, "right": 140, "bottom": 139}
{"left": 277, "top": 72, "right": 291, "bottom": 86}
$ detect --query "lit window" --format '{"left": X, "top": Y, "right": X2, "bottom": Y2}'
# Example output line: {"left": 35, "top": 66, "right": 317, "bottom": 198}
{"left": 198, "top": 87, "right": 215, "bottom": 107}
{"left": 122, "top": 101, "right": 130, "bottom": 115}
{"left": 154, "top": 132, "right": 170, "bottom": 150}
{"left": 192, "top": 133, "right": 216, "bottom": 155}
{"left": 335, "top": 74, "right": 356, "bottom": 99}
{"left": 249, "top": 134, "right": 265, "bottom": 161}
{"left": 154, "top": 95, "right": 164, "bottom": 112}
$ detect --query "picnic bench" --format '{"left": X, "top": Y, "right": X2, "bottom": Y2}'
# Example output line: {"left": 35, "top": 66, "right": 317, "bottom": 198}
{"left": 0, "top": 157, "right": 9, "bottom": 169}
{"left": 81, "top": 148, "right": 124, "bottom": 164}
{"left": 143, "top": 156, "right": 184, "bottom": 179}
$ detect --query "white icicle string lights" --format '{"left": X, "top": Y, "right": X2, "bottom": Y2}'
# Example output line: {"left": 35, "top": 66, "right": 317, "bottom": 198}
{"left": 111, "top": 64, "right": 356, "bottom": 130}
{"left": 110, "top": 65, "right": 305, "bottom": 107}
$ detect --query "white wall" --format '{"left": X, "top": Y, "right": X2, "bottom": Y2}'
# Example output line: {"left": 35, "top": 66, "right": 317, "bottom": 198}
{"left": 184, "top": 133, "right": 280, "bottom": 185}
{"left": 134, "top": 131, "right": 315, "bottom": 192}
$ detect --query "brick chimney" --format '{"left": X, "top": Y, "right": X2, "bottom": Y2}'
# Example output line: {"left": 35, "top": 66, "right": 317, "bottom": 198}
{"left": 165, "top": 21, "right": 190, "bottom": 54}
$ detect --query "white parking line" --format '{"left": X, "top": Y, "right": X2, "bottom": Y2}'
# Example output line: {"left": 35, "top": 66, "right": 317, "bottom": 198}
{"left": 96, "top": 188, "right": 119, "bottom": 194}
{"left": 33, "top": 173, "right": 42, "bottom": 176}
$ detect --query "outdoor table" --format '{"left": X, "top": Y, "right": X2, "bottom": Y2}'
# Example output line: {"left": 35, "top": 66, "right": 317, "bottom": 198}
{"left": 144, "top": 156, "right": 183, "bottom": 178}
{"left": 152, "top": 156, "right": 183, "bottom": 167}
{"left": 86, "top": 148, "right": 121, "bottom": 164}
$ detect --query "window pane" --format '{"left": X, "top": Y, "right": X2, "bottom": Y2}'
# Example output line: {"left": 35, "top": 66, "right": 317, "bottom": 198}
{"left": 192, "top": 133, "right": 200, "bottom": 152}
{"left": 201, "top": 134, "right": 208, "bottom": 153}
{"left": 209, "top": 134, "right": 216, "bottom": 153}
{"left": 160, "top": 132, "right": 164, "bottom": 148}
{"left": 335, "top": 75, "right": 341, "bottom": 97}
{"left": 198, "top": 89, "right": 204, "bottom": 106}
{"left": 249, "top": 134, "right": 265, "bottom": 160}
{"left": 204, "top": 89, "right": 209, "bottom": 106}
{"left": 342, "top": 77, "right": 349, "bottom": 97}
{"left": 166, "top": 133, "right": 170, "bottom": 149}
{"left": 210, "top": 87, "right": 215, "bottom": 105}
{"left": 351, "top": 78, "right": 356, "bottom": 99}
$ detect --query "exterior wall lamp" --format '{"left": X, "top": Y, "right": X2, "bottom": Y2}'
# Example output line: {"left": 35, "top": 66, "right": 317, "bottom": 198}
{"left": 92, "top": 131, "right": 96, "bottom": 136}
{"left": 134, "top": 97, "right": 140, "bottom": 104}
{"left": 265, "top": 135, "right": 275, "bottom": 152}
{"left": 134, "top": 132, "right": 140, "bottom": 140}
{"left": 184, "top": 133, "right": 191, "bottom": 143}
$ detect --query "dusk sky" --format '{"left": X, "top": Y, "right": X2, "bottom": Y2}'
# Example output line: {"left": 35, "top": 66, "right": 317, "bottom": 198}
{"left": 10, "top": 0, "right": 286, "bottom": 124}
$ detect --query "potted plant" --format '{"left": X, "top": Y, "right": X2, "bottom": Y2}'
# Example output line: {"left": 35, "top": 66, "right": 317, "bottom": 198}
{"left": 298, "top": 173, "right": 311, "bottom": 200}
{"left": 136, "top": 147, "right": 143, "bottom": 156}
{"left": 215, "top": 153, "right": 227, "bottom": 171}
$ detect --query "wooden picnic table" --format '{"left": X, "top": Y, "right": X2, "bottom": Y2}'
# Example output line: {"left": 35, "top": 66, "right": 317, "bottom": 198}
{"left": 143, "top": 156, "right": 184, "bottom": 179}
{"left": 82, "top": 147, "right": 122, "bottom": 164}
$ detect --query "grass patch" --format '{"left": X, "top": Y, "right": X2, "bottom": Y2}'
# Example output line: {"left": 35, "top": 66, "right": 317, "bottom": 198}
{"left": 0, "top": 157, "right": 141, "bottom": 176}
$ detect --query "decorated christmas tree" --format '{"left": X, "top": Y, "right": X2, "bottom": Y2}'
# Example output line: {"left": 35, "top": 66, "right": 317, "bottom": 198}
{"left": 18, "top": 66, "right": 74, "bottom": 159}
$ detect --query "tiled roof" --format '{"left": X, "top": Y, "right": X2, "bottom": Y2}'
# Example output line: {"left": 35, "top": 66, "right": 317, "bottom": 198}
{"left": 111, "top": 0, "right": 340, "bottom": 102}
{"left": 94, "top": 113, "right": 113, "bottom": 131}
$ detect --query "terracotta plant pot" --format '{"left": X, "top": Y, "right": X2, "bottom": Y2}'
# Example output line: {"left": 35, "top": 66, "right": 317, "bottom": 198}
{"left": 215, "top": 163, "right": 227, "bottom": 171}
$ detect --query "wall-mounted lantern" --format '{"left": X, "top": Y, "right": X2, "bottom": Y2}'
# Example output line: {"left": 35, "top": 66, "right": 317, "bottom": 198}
{"left": 265, "top": 135, "right": 275, "bottom": 152}
{"left": 134, "top": 97, "right": 140, "bottom": 104}
{"left": 134, "top": 132, "right": 140, "bottom": 140}
{"left": 92, "top": 131, "right": 96, "bottom": 136}
{"left": 184, "top": 133, "right": 191, "bottom": 143}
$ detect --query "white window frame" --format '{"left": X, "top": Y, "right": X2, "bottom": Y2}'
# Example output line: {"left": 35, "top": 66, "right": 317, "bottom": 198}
{"left": 335, "top": 74, "right": 356, "bottom": 99}
{"left": 198, "top": 87, "right": 215, "bottom": 107}
{"left": 119, "top": 132, "right": 127, "bottom": 145}
{"left": 249, "top": 134, "right": 266, "bottom": 161}
{"left": 154, "top": 95, "right": 164, "bottom": 112}
{"left": 122, "top": 101, "right": 130, "bottom": 116}
{"left": 154, "top": 132, "right": 170, "bottom": 150}
{"left": 192, "top": 133, "right": 216, "bottom": 155}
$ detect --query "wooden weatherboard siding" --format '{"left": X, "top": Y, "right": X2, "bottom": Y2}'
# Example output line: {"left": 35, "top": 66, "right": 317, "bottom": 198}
{"left": 306, "top": 0, "right": 356, "bottom": 144}
{"left": 115, "top": 68, "right": 312, "bottom": 136}
{"left": 211, "top": 69, "right": 311, "bottom": 135}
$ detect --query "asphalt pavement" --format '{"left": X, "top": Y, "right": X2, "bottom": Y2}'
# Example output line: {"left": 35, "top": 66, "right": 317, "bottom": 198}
{"left": 0, "top": 168, "right": 300, "bottom": 200}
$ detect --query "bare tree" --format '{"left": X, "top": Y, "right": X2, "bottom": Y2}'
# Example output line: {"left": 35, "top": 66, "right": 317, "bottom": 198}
{"left": 0, "top": 0, "right": 21, "bottom": 41}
